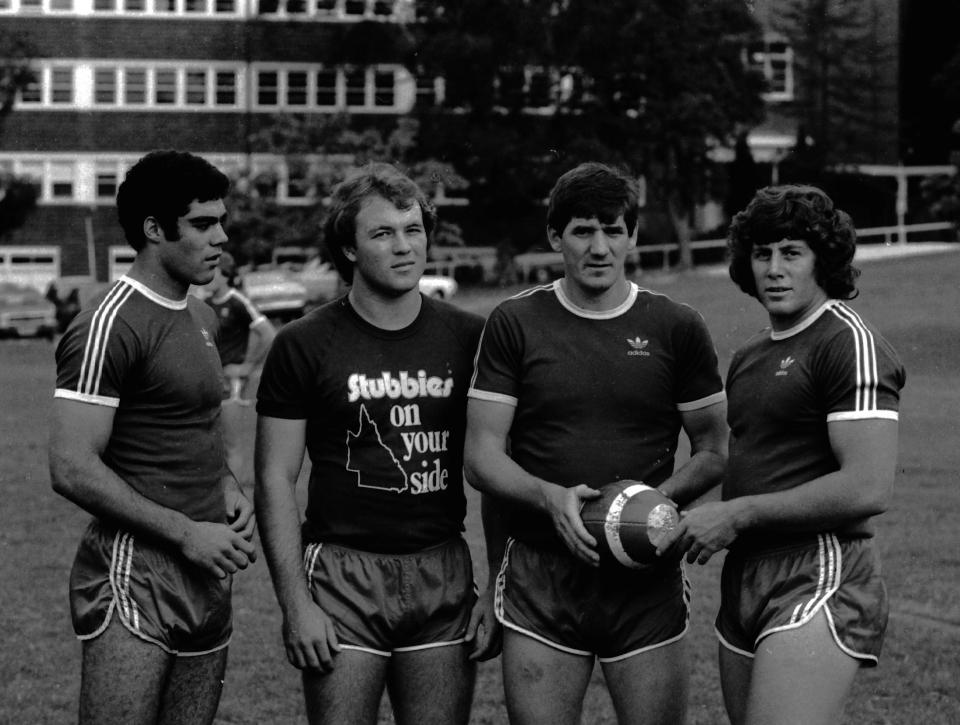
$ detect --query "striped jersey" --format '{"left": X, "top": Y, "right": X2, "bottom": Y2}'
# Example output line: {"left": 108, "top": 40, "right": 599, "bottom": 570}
{"left": 724, "top": 299, "right": 906, "bottom": 543}
{"left": 54, "top": 276, "right": 227, "bottom": 523}
{"left": 469, "top": 280, "right": 725, "bottom": 549}
{"left": 204, "top": 288, "right": 266, "bottom": 366}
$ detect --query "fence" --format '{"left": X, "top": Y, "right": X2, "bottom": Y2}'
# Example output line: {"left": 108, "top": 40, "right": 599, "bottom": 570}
{"left": 512, "top": 221, "right": 957, "bottom": 281}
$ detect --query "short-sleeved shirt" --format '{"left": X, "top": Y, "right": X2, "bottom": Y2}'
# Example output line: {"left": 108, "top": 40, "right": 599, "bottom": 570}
{"left": 257, "top": 295, "right": 484, "bottom": 554}
{"left": 205, "top": 288, "right": 266, "bottom": 366}
{"left": 54, "top": 276, "right": 227, "bottom": 523}
{"left": 468, "top": 280, "right": 726, "bottom": 549}
{"left": 724, "top": 300, "right": 906, "bottom": 549}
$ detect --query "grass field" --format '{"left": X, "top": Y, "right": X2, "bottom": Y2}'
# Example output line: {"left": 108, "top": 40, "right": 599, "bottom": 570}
{"left": 3, "top": 249, "right": 960, "bottom": 724}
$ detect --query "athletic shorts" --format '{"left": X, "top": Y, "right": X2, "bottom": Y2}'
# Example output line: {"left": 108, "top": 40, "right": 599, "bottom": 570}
{"left": 303, "top": 537, "right": 477, "bottom": 657}
{"left": 716, "top": 533, "right": 888, "bottom": 667}
{"left": 69, "top": 520, "right": 233, "bottom": 656}
{"left": 495, "top": 538, "right": 689, "bottom": 662}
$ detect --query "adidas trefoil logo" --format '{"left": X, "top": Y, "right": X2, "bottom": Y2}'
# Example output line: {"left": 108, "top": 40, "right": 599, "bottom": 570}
{"left": 627, "top": 337, "right": 650, "bottom": 357}
{"left": 775, "top": 355, "right": 794, "bottom": 376}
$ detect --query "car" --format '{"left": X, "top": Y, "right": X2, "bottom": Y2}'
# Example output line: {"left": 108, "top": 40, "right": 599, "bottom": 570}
{"left": 419, "top": 273, "right": 458, "bottom": 299}
{"left": 239, "top": 269, "right": 308, "bottom": 322}
{"left": 293, "top": 259, "right": 458, "bottom": 305}
{"left": 0, "top": 281, "right": 57, "bottom": 339}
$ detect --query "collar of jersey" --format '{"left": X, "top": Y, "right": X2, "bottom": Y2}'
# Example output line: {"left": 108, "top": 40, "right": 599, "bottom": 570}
{"left": 553, "top": 279, "right": 638, "bottom": 319}
{"left": 120, "top": 275, "right": 189, "bottom": 310}
{"left": 769, "top": 299, "right": 834, "bottom": 340}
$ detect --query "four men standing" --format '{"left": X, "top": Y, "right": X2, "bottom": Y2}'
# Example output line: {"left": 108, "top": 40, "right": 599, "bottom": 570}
{"left": 50, "top": 152, "right": 903, "bottom": 725}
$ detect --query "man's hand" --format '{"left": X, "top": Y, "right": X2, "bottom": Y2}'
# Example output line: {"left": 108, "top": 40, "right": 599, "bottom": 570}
{"left": 179, "top": 521, "right": 257, "bottom": 578}
{"left": 283, "top": 603, "right": 341, "bottom": 672}
{"left": 656, "top": 499, "right": 745, "bottom": 565}
{"left": 226, "top": 484, "right": 257, "bottom": 543}
{"left": 544, "top": 483, "right": 601, "bottom": 566}
{"left": 466, "top": 585, "right": 502, "bottom": 661}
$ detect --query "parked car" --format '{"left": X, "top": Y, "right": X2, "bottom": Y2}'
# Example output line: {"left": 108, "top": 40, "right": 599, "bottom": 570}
{"left": 419, "top": 273, "right": 458, "bottom": 299}
{"left": 239, "top": 269, "right": 308, "bottom": 322}
{"left": 0, "top": 281, "right": 57, "bottom": 339}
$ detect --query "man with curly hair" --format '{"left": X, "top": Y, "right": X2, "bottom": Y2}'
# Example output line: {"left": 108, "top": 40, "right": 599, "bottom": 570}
{"left": 659, "top": 185, "right": 906, "bottom": 725}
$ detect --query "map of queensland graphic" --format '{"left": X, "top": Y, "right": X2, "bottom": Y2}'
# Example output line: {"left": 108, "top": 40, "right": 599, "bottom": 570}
{"left": 346, "top": 405, "right": 408, "bottom": 493}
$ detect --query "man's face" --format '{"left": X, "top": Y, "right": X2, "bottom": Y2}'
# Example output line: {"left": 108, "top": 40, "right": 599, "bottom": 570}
{"left": 750, "top": 238, "right": 827, "bottom": 330}
{"left": 549, "top": 214, "right": 636, "bottom": 301}
{"left": 158, "top": 198, "right": 228, "bottom": 289}
{"left": 346, "top": 195, "right": 427, "bottom": 297}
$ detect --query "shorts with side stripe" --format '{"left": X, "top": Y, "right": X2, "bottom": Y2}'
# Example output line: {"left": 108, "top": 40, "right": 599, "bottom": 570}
{"left": 495, "top": 538, "right": 689, "bottom": 662}
{"left": 69, "top": 519, "right": 233, "bottom": 656}
{"left": 716, "top": 533, "right": 888, "bottom": 667}
{"left": 303, "top": 537, "right": 477, "bottom": 657}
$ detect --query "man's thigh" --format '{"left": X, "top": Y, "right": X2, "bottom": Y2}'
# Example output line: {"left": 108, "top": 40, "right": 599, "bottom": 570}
{"left": 158, "top": 648, "right": 229, "bottom": 725}
{"left": 79, "top": 616, "right": 172, "bottom": 725}
{"left": 719, "top": 643, "right": 752, "bottom": 725}
{"left": 302, "top": 649, "right": 390, "bottom": 725}
{"left": 501, "top": 629, "right": 594, "bottom": 725}
{"left": 745, "top": 609, "right": 859, "bottom": 725}
{"left": 388, "top": 643, "right": 476, "bottom": 725}
{"left": 601, "top": 638, "right": 688, "bottom": 725}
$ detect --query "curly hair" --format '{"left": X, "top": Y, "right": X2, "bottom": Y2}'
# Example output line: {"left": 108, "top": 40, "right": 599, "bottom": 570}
{"left": 117, "top": 150, "right": 229, "bottom": 251}
{"left": 727, "top": 185, "right": 860, "bottom": 300}
{"left": 323, "top": 163, "right": 436, "bottom": 285}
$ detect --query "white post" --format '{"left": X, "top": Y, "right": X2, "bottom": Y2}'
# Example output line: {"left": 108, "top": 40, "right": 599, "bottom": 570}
{"left": 895, "top": 166, "right": 908, "bottom": 245}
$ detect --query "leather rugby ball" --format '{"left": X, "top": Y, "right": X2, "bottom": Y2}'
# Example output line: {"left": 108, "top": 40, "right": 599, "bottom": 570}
{"left": 580, "top": 480, "right": 679, "bottom": 569}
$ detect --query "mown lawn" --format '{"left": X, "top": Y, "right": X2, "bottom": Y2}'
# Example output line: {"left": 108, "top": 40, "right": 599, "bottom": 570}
{"left": 2, "top": 249, "right": 959, "bottom": 723}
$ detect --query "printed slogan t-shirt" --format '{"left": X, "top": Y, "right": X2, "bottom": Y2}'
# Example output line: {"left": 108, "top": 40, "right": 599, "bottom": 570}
{"left": 468, "top": 280, "right": 725, "bottom": 550}
{"left": 257, "top": 295, "right": 484, "bottom": 554}
{"left": 54, "top": 277, "right": 227, "bottom": 523}
{"left": 724, "top": 299, "right": 906, "bottom": 549}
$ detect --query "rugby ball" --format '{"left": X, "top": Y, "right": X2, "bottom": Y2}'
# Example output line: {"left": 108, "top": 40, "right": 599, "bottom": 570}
{"left": 580, "top": 481, "right": 679, "bottom": 569}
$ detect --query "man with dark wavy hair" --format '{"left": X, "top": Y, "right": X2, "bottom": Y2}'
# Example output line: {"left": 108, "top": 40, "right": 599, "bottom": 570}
{"left": 660, "top": 184, "right": 906, "bottom": 725}
{"left": 50, "top": 149, "right": 256, "bottom": 724}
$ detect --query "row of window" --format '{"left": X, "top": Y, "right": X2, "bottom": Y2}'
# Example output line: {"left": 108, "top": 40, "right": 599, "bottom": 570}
{"left": 0, "top": 0, "right": 412, "bottom": 18}
{"left": 0, "top": 153, "right": 465, "bottom": 206}
{"left": 19, "top": 62, "right": 415, "bottom": 112}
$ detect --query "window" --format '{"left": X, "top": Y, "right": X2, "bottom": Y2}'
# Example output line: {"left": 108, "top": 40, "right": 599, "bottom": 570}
{"left": 186, "top": 69, "right": 207, "bottom": 105}
{"left": 215, "top": 71, "right": 236, "bottom": 105}
{"left": 315, "top": 68, "right": 337, "bottom": 106}
{"left": 94, "top": 69, "right": 117, "bottom": 105}
{"left": 287, "top": 71, "right": 308, "bottom": 106}
{"left": 124, "top": 0, "right": 145, "bottom": 10}
{"left": 313, "top": 0, "right": 336, "bottom": 15}
{"left": 155, "top": 69, "right": 177, "bottom": 104}
{"left": 155, "top": 0, "right": 176, "bottom": 11}
{"left": 372, "top": 69, "right": 394, "bottom": 107}
{"left": 50, "top": 68, "right": 73, "bottom": 104}
{"left": 527, "top": 68, "right": 553, "bottom": 108}
{"left": 19, "top": 0, "right": 41, "bottom": 10}
{"left": 214, "top": 0, "right": 235, "bottom": 12}
{"left": 95, "top": 163, "right": 119, "bottom": 200}
{"left": 257, "top": 71, "right": 279, "bottom": 105}
{"left": 496, "top": 68, "right": 524, "bottom": 108}
{"left": 20, "top": 76, "right": 41, "bottom": 104}
{"left": 372, "top": 0, "right": 393, "bottom": 16}
{"left": 343, "top": 0, "right": 364, "bottom": 16}
{"left": 185, "top": 0, "right": 206, "bottom": 12}
{"left": 124, "top": 68, "right": 147, "bottom": 104}
{"left": 18, "top": 162, "right": 43, "bottom": 198}
{"left": 416, "top": 72, "right": 440, "bottom": 107}
{"left": 344, "top": 67, "right": 366, "bottom": 107}
{"left": 747, "top": 38, "right": 793, "bottom": 101}
{"left": 50, "top": 0, "right": 74, "bottom": 10}
{"left": 93, "top": 0, "right": 115, "bottom": 10}
{"left": 49, "top": 163, "right": 74, "bottom": 200}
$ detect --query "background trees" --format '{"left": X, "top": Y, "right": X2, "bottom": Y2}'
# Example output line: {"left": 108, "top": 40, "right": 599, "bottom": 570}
{"left": 410, "top": 0, "right": 766, "bottom": 265}
{"left": 0, "top": 29, "right": 38, "bottom": 239}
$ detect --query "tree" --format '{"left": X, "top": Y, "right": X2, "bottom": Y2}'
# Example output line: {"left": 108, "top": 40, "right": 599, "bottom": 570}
{"left": 0, "top": 29, "right": 39, "bottom": 237}
{"left": 412, "top": 0, "right": 766, "bottom": 267}
{"left": 775, "top": 0, "right": 897, "bottom": 173}
{"left": 225, "top": 113, "right": 467, "bottom": 265}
